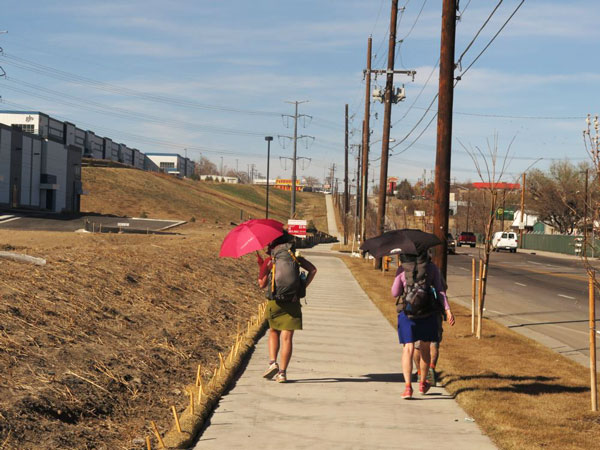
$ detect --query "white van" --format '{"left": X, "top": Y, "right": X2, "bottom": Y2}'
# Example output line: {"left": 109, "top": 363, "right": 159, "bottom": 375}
{"left": 492, "top": 231, "right": 518, "bottom": 252}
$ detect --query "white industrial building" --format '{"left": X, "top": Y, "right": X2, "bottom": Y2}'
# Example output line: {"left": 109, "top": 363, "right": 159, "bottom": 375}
{"left": 0, "top": 111, "right": 197, "bottom": 213}
{"left": 0, "top": 113, "right": 83, "bottom": 213}
{"left": 145, "top": 153, "right": 194, "bottom": 178}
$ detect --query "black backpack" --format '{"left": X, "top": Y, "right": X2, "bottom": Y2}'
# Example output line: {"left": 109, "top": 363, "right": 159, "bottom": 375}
{"left": 397, "top": 255, "right": 440, "bottom": 318}
{"left": 266, "top": 243, "right": 305, "bottom": 302}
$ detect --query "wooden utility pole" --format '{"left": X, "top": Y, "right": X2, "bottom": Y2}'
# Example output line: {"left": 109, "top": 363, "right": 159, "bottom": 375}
{"left": 355, "top": 144, "right": 362, "bottom": 243}
{"left": 589, "top": 271, "right": 598, "bottom": 411}
{"left": 519, "top": 172, "right": 526, "bottom": 249}
{"left": 344, "top": 104, "right": 349, "bottom": 245}
{"left": 374, "top": 0, "right": 399, "bottom": 270}
{"left": 361, "top": 37, "right": 372, "bottom": 244}
{"left": 432, "top": 0, "right": 457, "bottom": 279}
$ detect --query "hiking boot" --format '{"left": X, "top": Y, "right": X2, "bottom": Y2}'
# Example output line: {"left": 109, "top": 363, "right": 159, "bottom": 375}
{"left": 274, "top": 370, "right": 287, "bottom": 383}
{"left": 419, "top": 380, "right": 431, "bottom": 395}
{"left": 262, "top": 362, "right": 279, "bottom": 380}
{"left": 402, "top": 385, "right": 413, "bottom": 400}
{"left": 427, "top": 367, "right": 437, "bottom": 387}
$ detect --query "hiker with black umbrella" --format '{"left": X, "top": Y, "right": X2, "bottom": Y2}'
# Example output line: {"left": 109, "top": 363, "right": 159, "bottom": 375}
{"left": 361, "top": 229, "right": 455, "bottom": 400}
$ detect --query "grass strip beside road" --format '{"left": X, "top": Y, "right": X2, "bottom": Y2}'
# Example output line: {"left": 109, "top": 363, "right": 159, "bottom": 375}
{"left": 342, "top": 255, "right": 600, "bottom": 450}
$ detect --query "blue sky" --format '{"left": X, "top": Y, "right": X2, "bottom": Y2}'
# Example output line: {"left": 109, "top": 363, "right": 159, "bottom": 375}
{"left": 1, "top": 0, "right": 598, "bottom": 186}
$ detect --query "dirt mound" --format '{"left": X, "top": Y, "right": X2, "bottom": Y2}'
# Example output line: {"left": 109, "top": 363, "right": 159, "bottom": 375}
{"left": 0, "top": 225, "right": 264, "bottom": 449}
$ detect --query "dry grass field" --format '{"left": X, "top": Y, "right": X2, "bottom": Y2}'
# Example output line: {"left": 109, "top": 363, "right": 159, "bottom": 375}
{"left": 0, "top": 168, "right": 328, "bottom": 449}
{"left": 81, "top": 167, "right": 325, "bottom": 226}
{"left": 342, "top": 256, "right": 600, "bottom": 450}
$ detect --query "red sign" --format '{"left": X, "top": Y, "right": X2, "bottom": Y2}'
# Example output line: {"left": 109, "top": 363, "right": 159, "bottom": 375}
{"left": 472, "top": 182, "right": 520, "bottom": 190}
{"left": 288, "top": 219, "right": 307, "bottom": 238}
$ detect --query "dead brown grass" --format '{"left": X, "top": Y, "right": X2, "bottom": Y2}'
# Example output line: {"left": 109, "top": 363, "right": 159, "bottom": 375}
{"left": 82, "top": 167, "right": 327, "bottom": 231}
{"left": 342, "top": 255, "right": 600, "bottom": 450}
{"left": 0, "top": 225, "right": 266, "bottom": 449}
{"left": 295, "top": 192, "right": 328, "bottom": 232}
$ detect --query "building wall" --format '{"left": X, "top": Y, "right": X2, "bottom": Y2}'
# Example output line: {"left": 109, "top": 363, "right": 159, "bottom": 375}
{"left": 120, "top": 144, "right": 134, "bottom": 166}
{"left": 85, "top": 131, "right": 104, "bottom": 159}
{"left": 41, "top": 140, "right": 68, "bottom": 213}
{"left": 0, "top": 126, "right": 11, "bottom": 204}
{"left": 0, "top": 112, "right": 40, "bottom": 134}
{"left": 19, "top": 134, "right": 42, "bottom": 208}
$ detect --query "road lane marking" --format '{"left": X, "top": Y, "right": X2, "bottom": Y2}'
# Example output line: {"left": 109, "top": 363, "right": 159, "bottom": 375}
{"left": 458, "top": 267, "right": 469, "bottom": 271}
{"left": 515, "top": 282, "right": 527, "bottom": 287}
{"left": 494, "top": 262, "right": 588, "bottom": 282}
{"left": 0, "top": 217, "right": 21, "bottom": 224}
{"left": 558, "top": 294, "right": 576, "bottom": 300}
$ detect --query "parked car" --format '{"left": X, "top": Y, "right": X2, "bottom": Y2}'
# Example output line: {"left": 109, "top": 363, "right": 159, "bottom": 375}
{"left": 492, "top": 231, "right": 518, "bottom": 253}
{"left": 458, "top": 231, "right": 476, "bottom": 248}
{"left": 447, "top": 233, "right": 456, "bottom": 254}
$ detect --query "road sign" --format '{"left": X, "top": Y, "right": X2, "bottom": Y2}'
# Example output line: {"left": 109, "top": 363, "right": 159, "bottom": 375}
{"left": 117, "top": 222, "right": 130, "bottom": 227}
{"left": 288, "top": 219, "right": 307, "bottom": 238}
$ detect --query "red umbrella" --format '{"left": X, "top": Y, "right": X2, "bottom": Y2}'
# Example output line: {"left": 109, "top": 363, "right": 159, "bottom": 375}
{"left": 219, "top": 219, "right": 284, "bottom": 258}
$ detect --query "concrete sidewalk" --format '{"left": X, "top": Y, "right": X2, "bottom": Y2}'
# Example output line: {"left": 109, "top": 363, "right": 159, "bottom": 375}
{"left": 194, "top": 252, "right": 495, "bottom": 449}
{"left": 325, "top": 194, "right": 342, "bottom": 242}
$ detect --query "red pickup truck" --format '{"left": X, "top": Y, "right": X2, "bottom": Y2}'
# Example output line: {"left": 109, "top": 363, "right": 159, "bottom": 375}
{"left": 457, "top": 231, "right": 476, "bottom": 248}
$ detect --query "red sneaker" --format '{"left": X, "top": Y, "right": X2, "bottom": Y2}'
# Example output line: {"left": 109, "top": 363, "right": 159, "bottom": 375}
{"left": 419, "top": 380, "right": 431, "bottom": 395}
{"left": 402, "top": 385, "right": 413, "bottom": 399}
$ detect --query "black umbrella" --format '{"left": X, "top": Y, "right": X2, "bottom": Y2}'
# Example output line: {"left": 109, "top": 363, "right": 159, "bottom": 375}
{"left": 360, "top": 229, "right": 442, "bottom": 258}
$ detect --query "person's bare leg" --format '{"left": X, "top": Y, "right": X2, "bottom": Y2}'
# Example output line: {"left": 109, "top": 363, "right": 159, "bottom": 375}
{"left": 419, "top": 342, "right": 431, "bottom": 383}
{"left": 279, "top": 330, "right": 294, "bottom": 370}
{"left": 430, "top": 341, "right": 439, "bottom": 367}
{"left": 268, "top": 329, "right": 280, "bottom": 363}
{"left": 413, "top": 346, "right": 421, "bottom": 381}
{"left": 402, "top": 343, "right": 415, "bottom": 387}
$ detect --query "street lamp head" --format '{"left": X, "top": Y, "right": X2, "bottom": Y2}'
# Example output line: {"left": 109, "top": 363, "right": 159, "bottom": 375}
{"left": 265, "top": 136, "right": 273, "bottom": 142}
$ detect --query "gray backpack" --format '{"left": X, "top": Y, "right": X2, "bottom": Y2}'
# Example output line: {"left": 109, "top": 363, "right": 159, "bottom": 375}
{"left": 266, "top": 243, "right": 303, "bottom": 302}
{"left": 396, "top": 255, "right": 439, "bottom": 318}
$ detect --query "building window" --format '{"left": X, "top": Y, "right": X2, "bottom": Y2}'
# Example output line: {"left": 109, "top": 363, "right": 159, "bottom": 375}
{"left": 160, "top": 162, "right": 175, "bottom": 168}
{"left": 15, "top": 124, "right": 35, "bottom": 133}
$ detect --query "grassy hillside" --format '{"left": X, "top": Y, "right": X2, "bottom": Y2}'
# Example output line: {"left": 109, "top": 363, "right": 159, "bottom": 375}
{"left": 82, "top": 167, "right": 327, "bottom": 230}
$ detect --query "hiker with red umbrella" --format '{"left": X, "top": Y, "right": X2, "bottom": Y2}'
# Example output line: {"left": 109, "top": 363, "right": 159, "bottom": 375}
{"left": 220, "top": 220, "right": 317, "bottom": 383}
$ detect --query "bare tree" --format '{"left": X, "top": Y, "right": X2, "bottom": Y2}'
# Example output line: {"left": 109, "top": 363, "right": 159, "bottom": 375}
{"left": 459, "top": 134, "right": 515, "bottom": 338}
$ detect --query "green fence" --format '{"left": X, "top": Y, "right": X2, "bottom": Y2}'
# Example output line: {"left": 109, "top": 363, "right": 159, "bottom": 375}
{"left": 520, "top": 233, "right": 600, "bottom": 255}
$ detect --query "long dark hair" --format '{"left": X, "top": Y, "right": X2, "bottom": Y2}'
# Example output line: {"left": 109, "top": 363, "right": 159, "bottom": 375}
{"left": 267, "top": 231, "right": 294, "bottom": 254}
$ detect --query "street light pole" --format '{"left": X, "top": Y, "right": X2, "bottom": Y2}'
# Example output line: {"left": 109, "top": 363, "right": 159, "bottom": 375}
{"left": 265, "top": 136, "right": 273, "bottom": 219}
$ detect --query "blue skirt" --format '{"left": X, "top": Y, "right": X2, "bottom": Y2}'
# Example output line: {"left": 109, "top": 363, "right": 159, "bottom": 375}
{"left": 397, "top": 312, "right": 440, "bottom": 344}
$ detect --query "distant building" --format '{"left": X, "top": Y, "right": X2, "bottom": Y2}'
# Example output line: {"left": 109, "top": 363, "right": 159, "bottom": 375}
{"left": 199, "top": 175, "right": 238, "bottom": 183}
{"left": 145, "top": 153, "right": 194, "bottom": 178}
{"left": 252, "top": 178, "right": 278, "bottom": 186}
{"left": 274, "top": 178, "right": 305, "bottom": 191}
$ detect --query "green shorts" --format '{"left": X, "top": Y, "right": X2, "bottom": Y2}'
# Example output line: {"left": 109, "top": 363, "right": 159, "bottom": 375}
{"left": 267, "top": 299, "right": 302, "bottom": 331}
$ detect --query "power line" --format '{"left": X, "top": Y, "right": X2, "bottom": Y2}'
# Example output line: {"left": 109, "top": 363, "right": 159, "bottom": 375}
{"left": 389, "top": 0, "right": 526, "bottom": 158}
{"left": 0, "top": 80, "right": 275, "bottom": 137}
{"left": 455, "top": 0, "right": 504, "bottom": 71}
{"left": 1, "top": 53, "right": 285, "bottom": 117}
{"left": 456, "top": 0, "right": 526, "bottom": 80}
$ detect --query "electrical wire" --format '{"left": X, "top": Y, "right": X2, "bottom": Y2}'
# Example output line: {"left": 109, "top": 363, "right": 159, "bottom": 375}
{"left": 455, "top": 0, "right": 504, "bottom": 71}
{"left": 1, "top": 53, "right": 287, "bottom": 117}
{"left": 389, "top": 0, "right": 526, "bottom": 158}
{"left": 0, "top": 80, "right": 275, "bottom": 137}
{"left": 457, "top": 0, "right": 526, "bottom": 80}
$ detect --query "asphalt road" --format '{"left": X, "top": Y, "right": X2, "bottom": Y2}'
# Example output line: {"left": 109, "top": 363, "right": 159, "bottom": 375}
{"left": 447, "top": 247, "right": 599, "bottom": 367}
{"left": 0, "top": 212, "right": 185, "bottom": 232}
